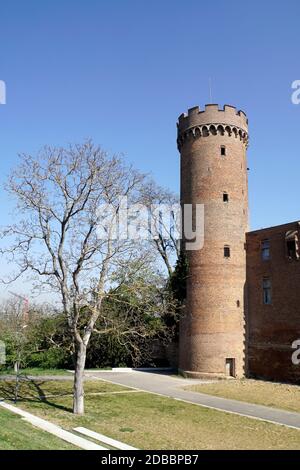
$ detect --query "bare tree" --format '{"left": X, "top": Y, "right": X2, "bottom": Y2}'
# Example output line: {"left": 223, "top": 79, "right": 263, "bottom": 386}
{"left": 0, "top": 141, "right": 151, "bottom": 414}
{"left": 140, "top": 181, "right": 179, "bottom": 278}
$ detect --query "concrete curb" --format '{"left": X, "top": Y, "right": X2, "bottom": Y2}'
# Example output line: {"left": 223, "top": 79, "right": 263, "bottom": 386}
{"left": 0, "top": 401, "right": 105, "bottom": 450}
{"left": 74, "top": 427, "right": 138, "bottom": 450}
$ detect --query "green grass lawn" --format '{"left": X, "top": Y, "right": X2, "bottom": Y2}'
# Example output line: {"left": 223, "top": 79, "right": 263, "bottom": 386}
{"left": 0, "top": 378, "right": 300, "bottom": 450}
{"left": 186, "top": 379, "right": 300, "bottom": 413}
{"left": 0, "top": 407, "right": 76, "bottom": 450}
{"left": 0, "top": 367, "right": 72, "bottom": 376}
{"left": 0, "top": 378, "right": 129, "bottom": 401}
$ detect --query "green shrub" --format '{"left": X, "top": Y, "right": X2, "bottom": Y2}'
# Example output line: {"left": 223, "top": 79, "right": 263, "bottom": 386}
{"left": 27, "top": 348, "right": 71, "bottom": 369}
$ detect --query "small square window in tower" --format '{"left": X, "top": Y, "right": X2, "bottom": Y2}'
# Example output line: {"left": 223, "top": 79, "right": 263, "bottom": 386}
{"left": 223, "top": 192, "right": 229, "bottom": 203}
{"left": 261, "top": 239, "right": 270, "bottom": 260}
{"left": 224, "top": 246, "right": 230, "bottom": 258}
{"left": 263, "top": 278, "right": 272, "bottom": 305}
{"left": 220, "top": 145, "right": 226, "bottom": 156}
{"left": 285, "top": 230, "right": 299, "bottom": 260}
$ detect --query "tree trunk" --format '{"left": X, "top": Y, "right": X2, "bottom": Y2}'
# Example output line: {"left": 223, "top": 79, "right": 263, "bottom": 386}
{"left": 73, "top": 342, "right": 87, "bottom": 415}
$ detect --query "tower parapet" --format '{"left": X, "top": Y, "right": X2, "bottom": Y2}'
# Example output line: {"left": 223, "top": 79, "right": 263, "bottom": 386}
{"left": 177, "top": 104, "right": 248, "bottom": 150}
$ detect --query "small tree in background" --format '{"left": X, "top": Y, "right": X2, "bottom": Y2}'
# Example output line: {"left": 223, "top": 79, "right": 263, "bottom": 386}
{"left": 0, "top": 299, "right": 30, "bottom": 402}
{"left": 140, "top": 181, "right": 179, "bottom": 278}
{"left": 165, "top": 251, "right": 189, "bottom": 340}
{"left": 168, "top": 251, "right": 189, "bottom": 304}
{"left": 90, "top": 260, "right": 169, "bottom": 367}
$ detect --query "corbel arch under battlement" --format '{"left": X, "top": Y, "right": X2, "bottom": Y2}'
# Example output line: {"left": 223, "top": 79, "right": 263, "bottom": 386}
{"left": 177, "top": 123, "right": 249, "bottom": 150}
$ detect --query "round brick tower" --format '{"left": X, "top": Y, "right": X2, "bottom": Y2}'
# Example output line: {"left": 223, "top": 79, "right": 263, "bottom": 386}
{"left": 177, "top": 104, "right": 249, "bottom": 378}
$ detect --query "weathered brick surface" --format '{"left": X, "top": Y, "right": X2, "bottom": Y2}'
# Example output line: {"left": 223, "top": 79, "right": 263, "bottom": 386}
{"left": 178, "top": 104, "right": 249, "bottom": 378}
{"left": 246, "top": 222, "right": 300, "bottom": 383}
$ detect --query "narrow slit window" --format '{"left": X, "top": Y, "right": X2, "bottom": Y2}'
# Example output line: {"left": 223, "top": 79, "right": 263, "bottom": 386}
{"left": 223, "top": 192, "right": 229, "bottom": 203}
{"left": 221, "top": 145, "right": 226, "bottom": 156}
{"left": 263, "top": 278, "right": 272, "bottom": 305}
{"left": 224, "top": 246, "right": 230, "bottom": 258}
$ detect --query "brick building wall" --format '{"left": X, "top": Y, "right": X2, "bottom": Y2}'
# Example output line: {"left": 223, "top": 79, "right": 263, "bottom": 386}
{"left": 246, "top": 221, "right": 300, "bottom": 383}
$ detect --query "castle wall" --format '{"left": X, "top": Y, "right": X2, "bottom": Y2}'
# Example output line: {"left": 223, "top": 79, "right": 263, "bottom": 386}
{"left": 246, "top": 221, "right": 300, "bottom": 383}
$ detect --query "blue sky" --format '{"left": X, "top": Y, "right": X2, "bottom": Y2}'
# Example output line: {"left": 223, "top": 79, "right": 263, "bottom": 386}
{"left": 0, "top": 0, "right": 300, "bottom": 296}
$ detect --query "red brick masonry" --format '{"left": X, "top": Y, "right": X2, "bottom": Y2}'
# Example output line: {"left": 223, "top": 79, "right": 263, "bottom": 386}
{"left": 246, "top": 221, "right": 300, "bottom": 383}
{"left": 178, "top": 105, "right": 248, "bottom": 378}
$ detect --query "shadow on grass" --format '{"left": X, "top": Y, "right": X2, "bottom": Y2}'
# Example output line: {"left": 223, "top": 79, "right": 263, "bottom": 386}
{"left": 0, "top": 376, "right": 73, "bottom": 413}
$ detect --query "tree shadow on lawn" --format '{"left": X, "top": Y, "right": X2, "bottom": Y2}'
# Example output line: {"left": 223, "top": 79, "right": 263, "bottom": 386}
{"left": 0, "top": 377, "right": 73, "bottom": 413}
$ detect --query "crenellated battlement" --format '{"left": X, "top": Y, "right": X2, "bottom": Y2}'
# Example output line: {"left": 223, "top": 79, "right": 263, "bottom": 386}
{"left": 177, "top": 104, "right": 248, "bottom": 150}
{"left": 178, "top": 104, "right": 248, "bottom": 129}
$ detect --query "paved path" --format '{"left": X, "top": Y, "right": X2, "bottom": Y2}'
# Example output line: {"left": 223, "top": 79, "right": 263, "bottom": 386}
{"left": 86, "top": 370, "right": 300, "bottom": 430}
